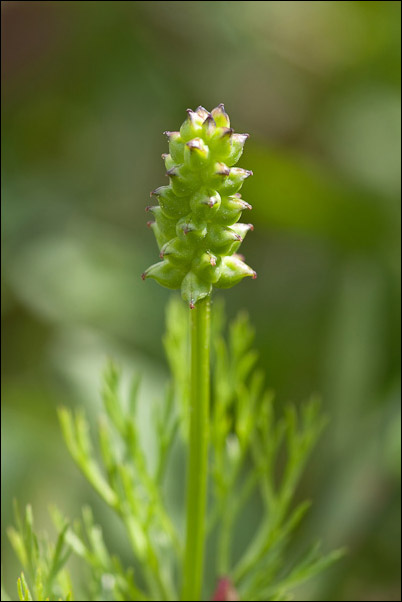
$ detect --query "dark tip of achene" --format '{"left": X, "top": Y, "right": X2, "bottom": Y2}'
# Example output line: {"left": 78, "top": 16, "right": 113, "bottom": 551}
{"left": 146, "top": 220, "right": 153, "bottom": 228}
{"left": 216, "top": 164, "right": 230, "bottom": 176}
{"left": 189, "top": 301, "right": 195, "bottom": 309}
{"left": 220, "top": 127, "right": 234, "bottom": 138}
{"left": 203, "top": 114, "right": 215, "bottom": 125}
{"left": 252, "top": 271, "right": 257, "bottom": 280}
{"left": 186, "top": 139, "right": 202, "bottom": 150}
{"left": 186, "top": 108, "right": 197, "bottom": 121}
{"left": 141, "top": 272, "right": 146, "bottom": 281}
{"left": 248, "top": 223, "right": 254, "bottom": 231}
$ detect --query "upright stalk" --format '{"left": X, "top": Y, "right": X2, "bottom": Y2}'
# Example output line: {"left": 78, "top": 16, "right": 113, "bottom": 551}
{"left": 182, "top": 296, "right": 211, "bottom": 601}
{"left": 143, "top": 104, "right": 255, "bottom": 597}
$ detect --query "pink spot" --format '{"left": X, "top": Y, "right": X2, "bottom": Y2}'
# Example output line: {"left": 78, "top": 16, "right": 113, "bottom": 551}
{"left": 252, "top": 271, "right": 257, "bottom": 280}
{"left": 211, "top": 577, "right": 238, "bottom": 601}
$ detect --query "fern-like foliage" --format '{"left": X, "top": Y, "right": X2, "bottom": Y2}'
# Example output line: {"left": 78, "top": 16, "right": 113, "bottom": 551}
{"left": 6, "top": 502, "right": 72, "bottom": 601}
{"left": 6, "top": 297, "right": 343, "bottom": 601}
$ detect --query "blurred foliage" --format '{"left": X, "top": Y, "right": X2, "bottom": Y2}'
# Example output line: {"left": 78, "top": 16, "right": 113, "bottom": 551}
{"left": 6, "top": 502, "right": 73, "bottom": 601}
{"left": 5, "top": 303, "right": 343, "bottom": 601}
{"left": 1, "top": 1, "right": 400, "bottom": 601}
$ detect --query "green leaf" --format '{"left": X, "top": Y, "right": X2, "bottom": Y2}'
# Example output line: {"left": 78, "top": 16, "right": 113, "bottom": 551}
{"left": 17, "top": 573, "right": 32, "bottom": 602}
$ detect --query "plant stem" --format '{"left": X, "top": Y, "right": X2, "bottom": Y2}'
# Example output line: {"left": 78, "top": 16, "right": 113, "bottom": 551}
{"left": 182, "top": 296, "right": 211, "bottom": 601}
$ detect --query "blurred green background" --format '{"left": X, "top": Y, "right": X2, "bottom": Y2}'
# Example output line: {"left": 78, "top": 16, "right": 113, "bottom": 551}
{"left": 1, "top": 1, "right": 401, "bottom": 600}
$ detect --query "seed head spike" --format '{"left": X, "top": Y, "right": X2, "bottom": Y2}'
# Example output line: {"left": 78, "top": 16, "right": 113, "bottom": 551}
{"left": 143, "top": 105, "right": 255, "bottom": 306}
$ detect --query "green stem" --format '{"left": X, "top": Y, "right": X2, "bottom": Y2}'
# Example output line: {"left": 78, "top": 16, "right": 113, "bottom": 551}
{"left": 182, "top": 296, "right": 211, "bottom": 601}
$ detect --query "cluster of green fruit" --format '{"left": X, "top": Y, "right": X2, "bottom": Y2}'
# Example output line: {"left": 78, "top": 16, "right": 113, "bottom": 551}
{"left": 142, "top": 104, "right": 256, "bottom": 307}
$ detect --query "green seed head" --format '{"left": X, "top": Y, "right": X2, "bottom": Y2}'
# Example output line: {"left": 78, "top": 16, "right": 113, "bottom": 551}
{"left": 142, "top": 104, "right": 256, "bottom": 307}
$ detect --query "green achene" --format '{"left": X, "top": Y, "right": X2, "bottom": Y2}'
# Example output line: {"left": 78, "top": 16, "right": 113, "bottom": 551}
{"left": 142, "top": 105, "right": 256, "bottom": 307}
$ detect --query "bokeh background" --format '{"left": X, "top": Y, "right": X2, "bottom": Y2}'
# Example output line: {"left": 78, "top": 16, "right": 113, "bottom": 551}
{"left": 2, "top": 1, "right": 401, "bottom": 600}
